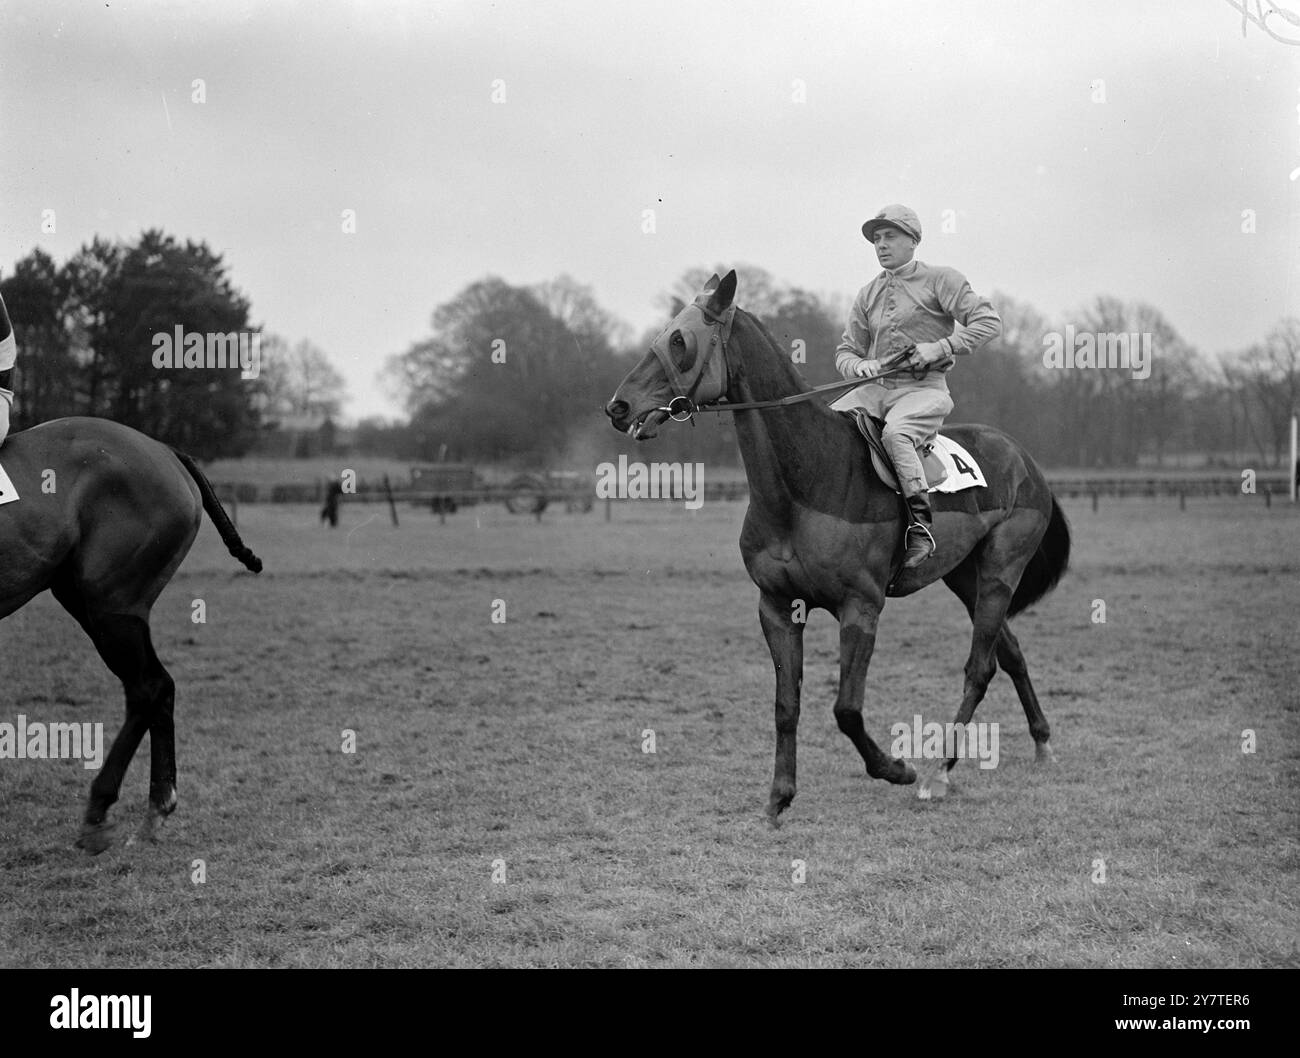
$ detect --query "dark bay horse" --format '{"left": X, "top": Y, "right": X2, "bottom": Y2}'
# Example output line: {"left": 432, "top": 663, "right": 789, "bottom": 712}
{"left": 605, "top": 271, "right": 1069, "bottom": 822}
{"left": 0, "top": 417, "right": 261, "bottom": 852}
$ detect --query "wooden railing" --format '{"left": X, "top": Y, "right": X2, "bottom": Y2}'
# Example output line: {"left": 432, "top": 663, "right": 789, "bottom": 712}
{"left": 211, "top": 473, "right": 1295, "bottom": 513}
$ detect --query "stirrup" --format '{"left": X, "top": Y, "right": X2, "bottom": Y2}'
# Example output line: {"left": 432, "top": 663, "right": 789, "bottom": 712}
{"left": 903, "top": 521, "right": 935, "bottom": 567}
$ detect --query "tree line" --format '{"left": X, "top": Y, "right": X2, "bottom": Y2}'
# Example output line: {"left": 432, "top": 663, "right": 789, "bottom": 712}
{"left": 2, "top": 231, "right": 345, "bottom": 460}
{"left": 380, "top": 263, "right": 1298, "bottom": 471}
{"left": 4, "top": 232, "right": 1296, "bottom": 468}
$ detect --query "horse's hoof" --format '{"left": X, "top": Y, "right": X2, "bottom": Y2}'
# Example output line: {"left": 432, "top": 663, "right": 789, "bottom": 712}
{"left": 917, "top": 771, "right": 949, "bottom": 801}
{"left": 151, "top": 787, "right": 178, "bottom": 816}
{"left": 132, "top": 809, "right": 167, "bottom": 845}
{"left": 880, "top": 760, "right": 917, "bottom": 785}
{"left": 1035, "top": 742, "right": 1057, "bottom": 765}
{"left": 767, "top": 783, "right": 794, "bottom": 823}
{"left": 76, "top": 822, "right": 116, "bottom": 855}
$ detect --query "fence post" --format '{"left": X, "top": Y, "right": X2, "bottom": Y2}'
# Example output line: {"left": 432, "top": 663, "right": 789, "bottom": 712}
{"left": 605, "top": 496, "right": 612, "bottom": 522}
{"left": 1091, "top": 491, "right": 1098, "bottom": 513}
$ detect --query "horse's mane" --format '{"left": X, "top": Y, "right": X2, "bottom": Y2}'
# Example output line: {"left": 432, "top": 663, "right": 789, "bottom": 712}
{"left": 734, "top": 308, "right": 839, "bottom": 422}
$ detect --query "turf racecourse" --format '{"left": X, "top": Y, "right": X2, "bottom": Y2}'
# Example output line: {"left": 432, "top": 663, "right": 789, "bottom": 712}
{"left": 1, "top": 495, "right": 1296, "bottom": 968}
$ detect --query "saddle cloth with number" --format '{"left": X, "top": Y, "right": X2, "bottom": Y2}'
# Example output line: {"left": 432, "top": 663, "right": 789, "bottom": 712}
{"left": 845, "top": 409, "right": 987, "bottom": 495}
{"left": 0, "top": 462, "right": 17, "bottom": 505}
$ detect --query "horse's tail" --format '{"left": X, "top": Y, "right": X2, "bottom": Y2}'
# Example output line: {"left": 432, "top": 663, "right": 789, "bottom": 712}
{"left": 1008, "top": 494, "right": 1069, "bottom": 618}
{"left": 172, "top": 449, "right": 263, "bottom": 574}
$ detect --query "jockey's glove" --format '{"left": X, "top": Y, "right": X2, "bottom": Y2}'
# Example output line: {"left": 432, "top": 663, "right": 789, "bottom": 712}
{"left": 852, "top": 357, "right": 882, "bottom": 378}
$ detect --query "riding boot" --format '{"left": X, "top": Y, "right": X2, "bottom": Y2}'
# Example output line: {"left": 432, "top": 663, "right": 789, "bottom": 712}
{"left": 902, "top": 490, "right": 936, "bottom": 568}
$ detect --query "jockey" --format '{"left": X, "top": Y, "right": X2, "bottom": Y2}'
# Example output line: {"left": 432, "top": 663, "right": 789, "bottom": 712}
{"left": 0, "top": 290, "right": 14, "bottom": 446}
{"left": 833, "top": 204, "right": 1001, "bottom": 567}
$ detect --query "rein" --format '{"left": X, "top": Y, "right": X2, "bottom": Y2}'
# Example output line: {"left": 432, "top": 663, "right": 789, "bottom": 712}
{"left": 652, "top": 310, "right": 931, "bottom": 422}
{"left": 695, "top": 364, "right": 920, "bottom": 414}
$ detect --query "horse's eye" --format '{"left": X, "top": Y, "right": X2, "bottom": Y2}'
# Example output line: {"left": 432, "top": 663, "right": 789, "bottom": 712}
{"left": 671, "top": 332, "right": 685, "bottom": 347}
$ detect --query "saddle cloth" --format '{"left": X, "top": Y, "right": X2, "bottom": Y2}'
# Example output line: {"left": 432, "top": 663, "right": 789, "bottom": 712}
{"left": 846, "top": 409, "right": 987, "bottom": 495}
{"left": 0, "top": 462, "right": 17, "bottom": 505}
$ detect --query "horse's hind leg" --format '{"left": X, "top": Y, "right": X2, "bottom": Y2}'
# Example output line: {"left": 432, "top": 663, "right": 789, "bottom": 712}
{"left": 994, "top": 623, "right": 1055, "bottom": 764}
{"left": 919, "top": 520, "right": 1039, "bottom": 801}
{"left": 135, "top": 620, "right": 178, "bottom": 845}
{"left": 941, "top": 553, "right": 1056, "bottom": 772}
{"left": 70, "top": 609, "right": 176, "bottom": 853}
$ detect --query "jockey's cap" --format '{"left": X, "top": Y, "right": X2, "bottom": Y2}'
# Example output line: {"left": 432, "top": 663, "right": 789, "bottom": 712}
{"left": 861, "top": 204, "right": 922, "bottom": 244}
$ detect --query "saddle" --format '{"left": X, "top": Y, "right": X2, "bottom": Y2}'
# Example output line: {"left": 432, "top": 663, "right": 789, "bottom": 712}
{"left": 841, "top": 410, "right": 987, "bottom": 495}
{"left": 839, "top": 410, "right": 988, "bottom": 595}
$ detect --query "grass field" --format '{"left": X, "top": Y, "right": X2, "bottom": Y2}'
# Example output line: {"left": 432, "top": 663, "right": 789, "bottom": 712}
{"left": 1, "top": 494, "right": 1297, "bottom": 967}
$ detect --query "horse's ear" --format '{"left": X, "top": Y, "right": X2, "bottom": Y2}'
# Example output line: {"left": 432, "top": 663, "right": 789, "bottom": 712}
{"left": 700, "top": 273, "right": 721, "bottom": 295}
{"left": 669, "top": 296, "right": 686, "bottom": 318}
{"left": 707, "top": 270, "right": 737, "bottom": 315}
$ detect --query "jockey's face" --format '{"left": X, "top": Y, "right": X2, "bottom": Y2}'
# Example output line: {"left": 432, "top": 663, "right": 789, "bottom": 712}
{"left": 872, "top": 226, "right": 917, "bottom": 269}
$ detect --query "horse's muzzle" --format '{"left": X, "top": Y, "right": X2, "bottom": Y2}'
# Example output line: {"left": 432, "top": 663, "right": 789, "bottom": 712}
{"left": 604, "top": 399, "right": 629, "bottom": 429}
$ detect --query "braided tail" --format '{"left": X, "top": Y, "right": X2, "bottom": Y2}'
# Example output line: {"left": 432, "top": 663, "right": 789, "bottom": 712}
{"left": 172, "top": 449, "right": 263, "bottom": 573}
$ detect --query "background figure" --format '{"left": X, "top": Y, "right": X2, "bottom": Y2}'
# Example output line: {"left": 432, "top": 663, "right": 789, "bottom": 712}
{"left": 320, "top": 479, "right": 344, "bottom": 526}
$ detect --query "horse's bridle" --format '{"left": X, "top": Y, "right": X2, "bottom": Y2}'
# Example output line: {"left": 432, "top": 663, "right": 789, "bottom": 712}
{"left": 648, "top": 301, "right": 935, "bottom": 423}
{"left": 648, "top": 301, "right": 737, "bottom": 422}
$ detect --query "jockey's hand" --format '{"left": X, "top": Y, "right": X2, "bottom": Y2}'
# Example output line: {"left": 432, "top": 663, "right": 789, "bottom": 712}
{"left": 852, "top": 357, "right": 882, "bottom": 378}
{"left": 912, "top": 341, "right": 951, "bottom": 365}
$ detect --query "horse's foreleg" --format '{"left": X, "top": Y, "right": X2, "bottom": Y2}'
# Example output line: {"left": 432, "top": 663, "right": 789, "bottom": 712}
{"left": 759, "top": 593, "right": 804, "bottom": 824}
{"left": 834, "top": 598, "right": 916, "bottom": 786}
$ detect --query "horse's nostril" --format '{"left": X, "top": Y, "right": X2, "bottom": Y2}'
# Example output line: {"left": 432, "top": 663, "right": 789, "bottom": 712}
{"left": 606, "top": 400, "right": 628, "bottom": 421}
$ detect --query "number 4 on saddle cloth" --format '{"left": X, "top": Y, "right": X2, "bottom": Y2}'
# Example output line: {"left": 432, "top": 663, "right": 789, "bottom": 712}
{"left": 843, "top": 409, "right": 987, "bottom": 494}
{"left": 0, "top": 462, "right": 18, "bottom": 506}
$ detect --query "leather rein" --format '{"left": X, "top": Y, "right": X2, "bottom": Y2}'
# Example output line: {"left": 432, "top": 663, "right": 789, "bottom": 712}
{"left": 650, "top": 305, "right": 935, "bottom": 423}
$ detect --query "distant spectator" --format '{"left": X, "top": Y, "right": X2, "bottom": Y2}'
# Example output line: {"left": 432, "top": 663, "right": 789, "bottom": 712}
{"left": 320, "top": 480, "right": 344, "bottom": 527}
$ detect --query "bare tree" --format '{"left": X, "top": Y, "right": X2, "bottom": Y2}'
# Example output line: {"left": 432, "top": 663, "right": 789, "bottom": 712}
{"left": 259, "top": 335, "right": 347, "bottom": 420}
{"left": 1239, "top": 317, "right": 1300, "bottom": 464}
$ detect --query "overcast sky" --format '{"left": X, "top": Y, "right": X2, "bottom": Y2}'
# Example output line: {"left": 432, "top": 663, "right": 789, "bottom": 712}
{"left": 2, "top": 0, "right": 1297, "bottom": 420}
